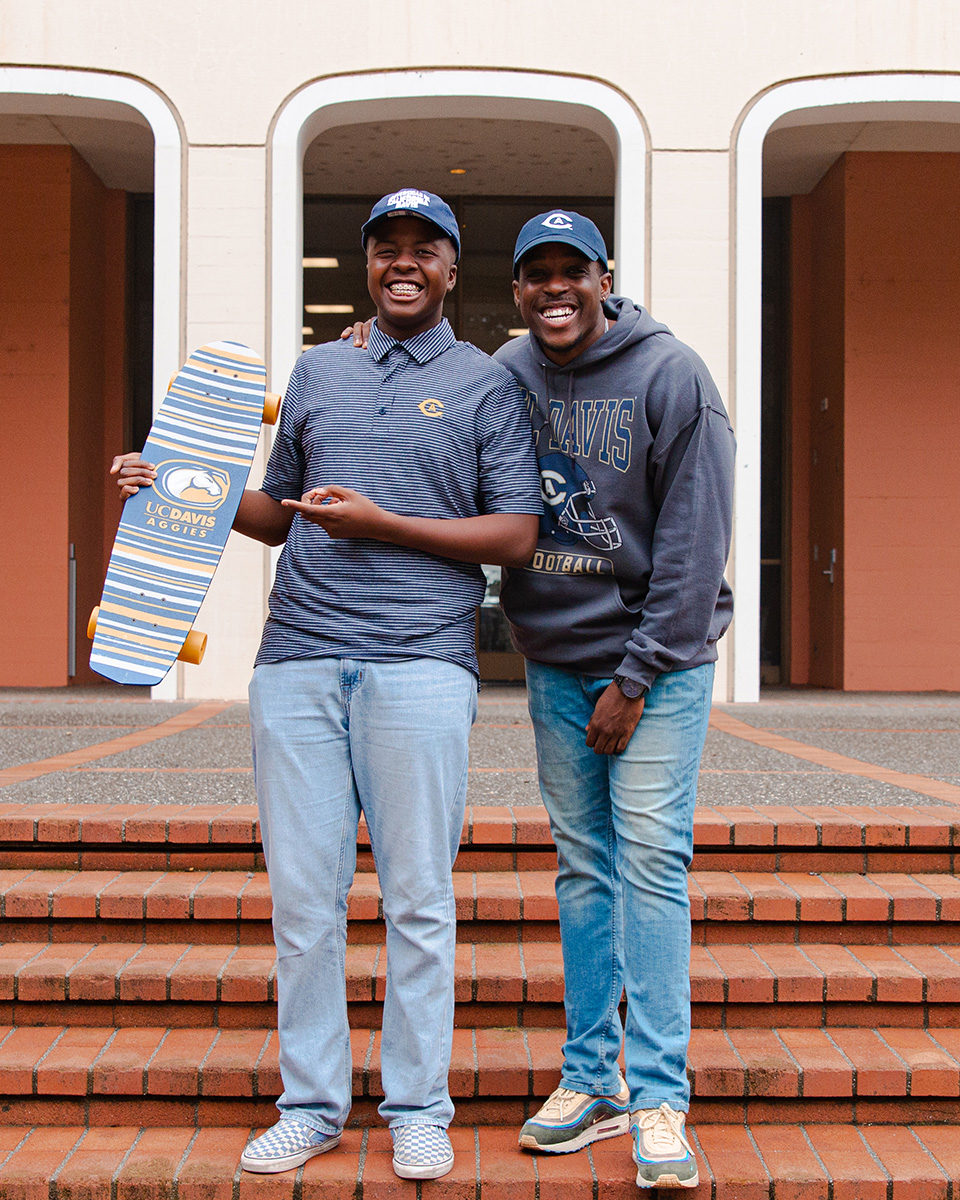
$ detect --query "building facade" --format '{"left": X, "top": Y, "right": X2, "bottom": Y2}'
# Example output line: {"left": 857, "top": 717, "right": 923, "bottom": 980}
{"left": 2, "top": 0, "right": 959, "bottom": 698}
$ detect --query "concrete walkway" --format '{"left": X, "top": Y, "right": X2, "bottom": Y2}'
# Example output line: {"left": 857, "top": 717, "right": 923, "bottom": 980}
{"left": 0, "top": 685, "right": 958, "bottom": 809}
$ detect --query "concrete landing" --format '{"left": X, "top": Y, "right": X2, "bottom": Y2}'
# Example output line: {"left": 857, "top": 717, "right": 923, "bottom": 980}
{"left": 0, "top": 685, "right": 958, "bottom": 809}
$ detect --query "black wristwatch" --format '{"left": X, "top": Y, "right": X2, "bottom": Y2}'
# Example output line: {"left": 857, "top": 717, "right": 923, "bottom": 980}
{"left": 613, "top": 673, "right": 648, "bottom": 700}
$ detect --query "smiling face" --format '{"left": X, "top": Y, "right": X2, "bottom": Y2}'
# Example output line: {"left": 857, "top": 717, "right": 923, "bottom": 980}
{"left": 513, "top": 245, "right": 613, "bottom": 366}
{"left": 365, "top": 216, "right": 458, "bottom": 340}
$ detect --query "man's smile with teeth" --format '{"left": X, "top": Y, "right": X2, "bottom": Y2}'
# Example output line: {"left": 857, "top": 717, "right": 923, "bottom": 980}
{"left": 388, "top": 281, "right": 423, "bottom": 296}
{"left": 542, "top": 305, "right": 576, "bottom": 322}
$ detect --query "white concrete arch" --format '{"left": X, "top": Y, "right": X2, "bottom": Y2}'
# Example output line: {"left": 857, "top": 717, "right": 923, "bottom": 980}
{"left": 0, "top": 67, "right": 183, "bottom": 417}
{"left": 269, "top": 69, "right": 649, "bottom": 396}
{"left": 733, "top": 73, "right": 960, "bottom": 702}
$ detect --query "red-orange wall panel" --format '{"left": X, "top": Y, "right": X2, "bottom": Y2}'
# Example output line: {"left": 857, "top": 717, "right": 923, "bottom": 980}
{"left": 0, "top": 146, "right": 73, "bottom": 686}
{"left": 842, "top": 152, "right": 960, "bottom": 691}
{"left": 805, "top": 156, "right": 846, "bottom": 689}
{"left": 0, "top": 146, "right": 122, "bottom": 688}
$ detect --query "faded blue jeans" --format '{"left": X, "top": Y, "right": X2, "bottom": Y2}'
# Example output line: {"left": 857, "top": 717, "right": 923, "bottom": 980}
{"left": 249, "top": 656, "right": 476, "bottom": 1134}
{"left": 525, "top": 660, "right": 714, "bottom": 1113}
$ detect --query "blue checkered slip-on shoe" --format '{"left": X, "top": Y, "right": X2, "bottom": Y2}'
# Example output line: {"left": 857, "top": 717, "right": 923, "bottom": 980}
{"left": 518, "top": 1075, "right": 630, "bottom": 1153}
{"left": 391, "top": 1124, "right": 455, "bottom": 1180}
{"left": 631, "top": 1103, "right": 699, "bottom": 1188}
{"left": 240, "top": 1118, "right": 341, "bottom": 1173}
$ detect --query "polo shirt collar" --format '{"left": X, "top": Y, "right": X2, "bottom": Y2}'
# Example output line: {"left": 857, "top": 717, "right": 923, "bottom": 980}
{"left": 368, "top": 317, "right": 456, "bottom": 365}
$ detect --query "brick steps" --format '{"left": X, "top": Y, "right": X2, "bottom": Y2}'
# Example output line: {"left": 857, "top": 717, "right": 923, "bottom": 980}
{"left": 1, "top": 803, "right": 957, "bottom": 874}
{"left": 1, "top": 1023, "right": 959, "bottom": 1117}
{"left": 0, "top": 1123, "right": 956, "bottom": 1198}
{"left": 3, "top": 868, "right": 959, "bottom": 945}
{"left": 0, "top": 800, "right": 956, "bottom": 1194}
{"left": 2, "top": 940, "right": 958, "bottom": 1028}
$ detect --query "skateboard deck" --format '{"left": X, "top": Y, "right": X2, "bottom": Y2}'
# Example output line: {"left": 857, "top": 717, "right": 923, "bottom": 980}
{"left": 90, "top": 341, "right": 275, "bottom": 686}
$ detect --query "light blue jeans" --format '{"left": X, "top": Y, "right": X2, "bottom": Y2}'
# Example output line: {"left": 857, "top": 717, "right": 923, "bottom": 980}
{"left": 248, "top": 656, "right": 477, "bottom": 1134}
{"left": 524, "top": 660, "right": 714, "bottom": 1113}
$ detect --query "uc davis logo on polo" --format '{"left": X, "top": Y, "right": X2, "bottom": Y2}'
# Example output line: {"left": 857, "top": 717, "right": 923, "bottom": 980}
{"left": 155, "top": 462, "right": 230, "bottom": 509}
{"left": 418, "top": 399, "right": 444, "bottom": 417}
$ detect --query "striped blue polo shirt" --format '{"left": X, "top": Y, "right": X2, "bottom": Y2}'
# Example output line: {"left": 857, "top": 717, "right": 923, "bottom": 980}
{"left": 255, "top": 318, "right": 543, "bottom": 675}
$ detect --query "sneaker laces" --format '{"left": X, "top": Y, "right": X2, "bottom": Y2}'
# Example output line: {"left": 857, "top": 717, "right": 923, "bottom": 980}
{"left": 539, "top": 1085, "right": 588, "bottom": 1121}
{"left": 635, "top": 1103, "right": 693, "bottom": 1156}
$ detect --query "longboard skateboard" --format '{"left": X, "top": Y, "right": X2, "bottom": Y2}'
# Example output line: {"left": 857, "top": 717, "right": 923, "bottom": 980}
{"left": 88, "top": 341, "right": 280, "bottom": 686}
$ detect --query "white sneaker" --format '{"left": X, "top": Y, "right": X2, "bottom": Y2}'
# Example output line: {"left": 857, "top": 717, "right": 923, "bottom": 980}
{"left": 631, "top": 1103, "right": 699, "bottom": 1188}
{"left": 240, "top": 1118, "right": 340, "bottom": 1173}
{"left": 391, "top": 1124, "right": 455, "bottom": 1180}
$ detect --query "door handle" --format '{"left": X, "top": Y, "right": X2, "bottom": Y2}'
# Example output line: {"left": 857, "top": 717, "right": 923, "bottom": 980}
{"left": 822, "top": 548, "right": 836, "bottom": 585}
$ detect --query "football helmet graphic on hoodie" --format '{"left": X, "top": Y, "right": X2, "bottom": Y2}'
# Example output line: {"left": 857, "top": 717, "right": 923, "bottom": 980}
{"left": 538, "top": 452, "right": 622, "bottom": 552}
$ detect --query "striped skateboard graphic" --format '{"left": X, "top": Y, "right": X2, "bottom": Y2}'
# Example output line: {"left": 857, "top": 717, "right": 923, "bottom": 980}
{"left": 90, "top": 341, "right": 278, "bottom": 686}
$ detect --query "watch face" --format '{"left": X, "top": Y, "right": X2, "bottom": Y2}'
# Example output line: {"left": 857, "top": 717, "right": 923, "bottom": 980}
{"left": 615, "top": 674, "right": 644, "bottom": 699}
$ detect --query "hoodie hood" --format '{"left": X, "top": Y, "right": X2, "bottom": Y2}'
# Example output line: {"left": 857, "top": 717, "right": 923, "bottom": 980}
{"left": 500, "top": 296, "right": 671, "bottom": 379}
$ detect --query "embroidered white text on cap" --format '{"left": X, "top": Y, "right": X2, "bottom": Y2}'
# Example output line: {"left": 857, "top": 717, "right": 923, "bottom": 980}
{"left": 541, "top": 213, "right": 574, "bottom": 229}
{"left": 388, "top": 189, "right": 432, "bottom": 209}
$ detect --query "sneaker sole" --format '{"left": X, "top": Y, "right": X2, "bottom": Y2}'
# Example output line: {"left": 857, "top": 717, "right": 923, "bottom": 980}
{"left": 519, "top": 1112, "right": 630, "bottom": 1154}
{"left": 635, "top": 1166, "right": 699, "bottom": 1188}
{"left": 393, "top": 1152, "right": 455, "bottom": 1180}
{"left": 240, "top": 1133, "right": 341, "bottom": 1174}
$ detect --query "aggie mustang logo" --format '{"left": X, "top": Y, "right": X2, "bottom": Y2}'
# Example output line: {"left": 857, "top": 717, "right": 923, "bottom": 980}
{"left": 154, "top": 461, "right": 230, "bottom": 509}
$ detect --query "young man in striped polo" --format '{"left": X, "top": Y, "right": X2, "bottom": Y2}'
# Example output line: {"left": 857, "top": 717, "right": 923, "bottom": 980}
{"left": 113, "top": 189, "right": 543, "bottom": 1181}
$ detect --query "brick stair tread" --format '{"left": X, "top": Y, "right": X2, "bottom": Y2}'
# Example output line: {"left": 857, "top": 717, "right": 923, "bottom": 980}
{"left": 0, "top": 1122, "right": 956, "bottom": 1197}
{"left": 1, "top": 802, "right": 957, "bottom": 851}
{"left": 3, "top": 940, "right": 959, "bottom": 1007}
{"left": 3, "top": 867, "right": 959, "bottom": 924}
{"left": 1, "top": 1024, "right": 959, "bottom": 1100}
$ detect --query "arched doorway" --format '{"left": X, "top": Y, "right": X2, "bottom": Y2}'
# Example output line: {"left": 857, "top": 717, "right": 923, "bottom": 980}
{"left": 737, "top": 75, "right": 960, "bottom": 696}
{"left": 269, "top": 72, "right": 647, "bottom": 679}
{"left": 0, "top": 70, "right": 181, "bottom": 689}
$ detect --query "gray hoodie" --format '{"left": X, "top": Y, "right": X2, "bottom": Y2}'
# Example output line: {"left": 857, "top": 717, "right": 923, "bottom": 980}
{"left": 493, "top": 297, "right": 735, "bottom": 688}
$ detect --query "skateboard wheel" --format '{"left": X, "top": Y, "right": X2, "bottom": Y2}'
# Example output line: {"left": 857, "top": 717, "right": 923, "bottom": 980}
{"left": 262, "top": 392, "right": 281, "bottom": 425}
{"left": 178, "top": 629, "right": 207, "bottom": 665}
{"left": 87, "top": 607, "right": 100, "bottom": 640}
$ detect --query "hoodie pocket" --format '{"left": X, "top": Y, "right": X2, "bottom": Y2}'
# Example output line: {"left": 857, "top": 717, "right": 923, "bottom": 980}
{"left": 501, "top": 564, "right": 636, "bottom": 663}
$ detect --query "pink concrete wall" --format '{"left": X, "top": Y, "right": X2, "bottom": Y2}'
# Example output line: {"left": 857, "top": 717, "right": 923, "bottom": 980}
{"left": 842, "top": 152, "right": 960, "bottom": 691}
{"left": 0, "top": 146, "right": 73, "bottom": 686}
{"left": 0, "top": 146, "right": 126, "bottom": 687}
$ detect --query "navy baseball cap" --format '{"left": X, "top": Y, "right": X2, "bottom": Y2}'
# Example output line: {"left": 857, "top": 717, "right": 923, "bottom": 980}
{"left": 513, "top": 210, "right": 608, "bottom": 275}
{"left": 361, "top": 188, "right": 461, "bottom": 260}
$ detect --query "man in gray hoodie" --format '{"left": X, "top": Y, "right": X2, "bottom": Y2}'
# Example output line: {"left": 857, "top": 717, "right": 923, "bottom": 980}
{"left": 495, "top": 211, "right": 735, "bottom": 1189}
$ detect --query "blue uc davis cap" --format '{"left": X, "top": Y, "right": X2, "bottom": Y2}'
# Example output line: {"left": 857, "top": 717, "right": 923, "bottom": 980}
{"left": 513, "top": 210, "right": 608, "bottom": 275}
{"left": 361, "top": 188, "right": 461, "bottom": 260}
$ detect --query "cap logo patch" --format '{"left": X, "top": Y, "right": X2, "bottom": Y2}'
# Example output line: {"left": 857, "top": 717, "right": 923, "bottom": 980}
{"left": 388, "top": 189, "right": 432, "bottom": 210}
{"left": 541, "top": 213, "right": 574, "bottom": 230}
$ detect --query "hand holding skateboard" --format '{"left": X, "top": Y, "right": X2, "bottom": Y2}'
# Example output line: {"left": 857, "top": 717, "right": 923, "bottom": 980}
{"left": 89, "top": 341, "right": 281, "bottom": 685}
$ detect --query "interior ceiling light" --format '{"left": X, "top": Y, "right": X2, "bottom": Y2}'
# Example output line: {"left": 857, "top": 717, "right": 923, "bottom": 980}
{"left": 508, "top": 328, "right": 528, "bottom": 338}
{"left": 302, "top": 257, "right": 339, "bottom": 268}
{"left": 302, "top": 326, "right": 314, "bottom": 335}
{"left": 449, "top": 168, "right": 467, "bottom": 175}
{"left": 304, "top": 304, "right": 354, "bottom": 314}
